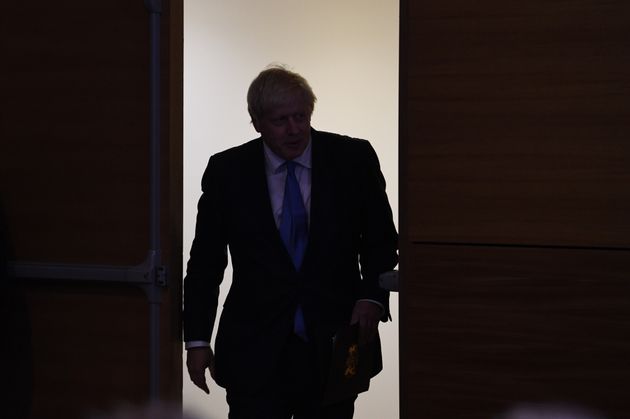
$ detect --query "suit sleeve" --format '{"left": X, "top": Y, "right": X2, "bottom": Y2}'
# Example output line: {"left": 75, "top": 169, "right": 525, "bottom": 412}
{"left": 356, "top": 140, "right": 399, "bottom": 320}
{"left": 183, "top": 155, "right": 229, "bottom": 342}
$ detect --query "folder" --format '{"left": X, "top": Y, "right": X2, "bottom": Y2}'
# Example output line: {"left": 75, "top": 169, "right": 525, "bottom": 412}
{"left": 322, "top": 323, "right": 383, "bottom": 405}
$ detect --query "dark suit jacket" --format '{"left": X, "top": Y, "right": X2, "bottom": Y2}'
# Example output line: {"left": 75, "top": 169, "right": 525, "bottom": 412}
{"left": 183, "top": 128, "right": 398, "bottom": 392}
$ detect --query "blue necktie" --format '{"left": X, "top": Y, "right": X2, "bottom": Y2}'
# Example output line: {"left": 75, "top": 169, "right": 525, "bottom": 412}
{"left": 279, "top": 161, "right": 308, "bottom": 340}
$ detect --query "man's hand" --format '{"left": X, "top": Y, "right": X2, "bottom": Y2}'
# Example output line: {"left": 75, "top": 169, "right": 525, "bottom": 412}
{"left": 186, "top": 346, "right": 215, "bottom": 394}
{"left": 350, "top": 300, "right": 382, "bottom": 345}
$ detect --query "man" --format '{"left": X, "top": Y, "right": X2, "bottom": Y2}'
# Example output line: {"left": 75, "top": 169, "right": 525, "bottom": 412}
{"left": 184, "top": 65, "right": 398, "bottom": 419}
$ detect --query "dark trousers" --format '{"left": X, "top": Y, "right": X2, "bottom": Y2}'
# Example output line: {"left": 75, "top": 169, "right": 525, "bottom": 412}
{"left": 226, "top": 334, "right": 356, "bottom": 419}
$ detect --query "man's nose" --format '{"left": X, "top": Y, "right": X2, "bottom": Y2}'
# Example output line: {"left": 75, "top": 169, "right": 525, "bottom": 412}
{"left": 287, "top": 117, "right": 300, "bottom": 134}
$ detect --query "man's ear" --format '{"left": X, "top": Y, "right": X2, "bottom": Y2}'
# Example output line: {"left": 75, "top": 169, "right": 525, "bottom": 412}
{"left": 251, "top": 117, "right": 261, "bottom": 133}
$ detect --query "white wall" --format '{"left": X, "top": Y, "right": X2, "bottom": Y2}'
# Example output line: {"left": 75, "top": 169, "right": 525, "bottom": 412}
{"left": 184, "top": 1, "right": 399, "bottom": 417}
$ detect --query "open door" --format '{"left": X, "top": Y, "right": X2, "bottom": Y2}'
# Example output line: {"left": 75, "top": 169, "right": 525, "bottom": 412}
{"left": 0, "top": 1, "right": 183, "bottom": 418}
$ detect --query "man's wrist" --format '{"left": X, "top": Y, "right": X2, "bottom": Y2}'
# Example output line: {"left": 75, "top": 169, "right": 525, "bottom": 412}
{"left": 185, "top": 340, "right": 210, "bottom": 350}
{"left": 357, "top": 298, "right": 385, "bottom": 316}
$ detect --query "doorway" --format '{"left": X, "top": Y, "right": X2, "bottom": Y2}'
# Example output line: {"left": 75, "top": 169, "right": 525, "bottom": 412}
{"left": 183, "top": 0, "right": 400, "bottom": 417}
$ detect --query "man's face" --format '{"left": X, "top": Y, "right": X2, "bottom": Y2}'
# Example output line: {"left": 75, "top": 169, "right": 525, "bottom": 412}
{"left": 253, "top": 93, "right": 312, "bottom": 161}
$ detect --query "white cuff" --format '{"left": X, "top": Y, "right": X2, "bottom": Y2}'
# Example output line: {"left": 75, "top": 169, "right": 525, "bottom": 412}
{"left": 185, "top": 340, "right": 210, "bottom": 350}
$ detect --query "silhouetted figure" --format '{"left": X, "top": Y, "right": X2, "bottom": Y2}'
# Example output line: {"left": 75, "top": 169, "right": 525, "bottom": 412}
{"left": 183, "top": 65, "right": 398, "bottom": 418}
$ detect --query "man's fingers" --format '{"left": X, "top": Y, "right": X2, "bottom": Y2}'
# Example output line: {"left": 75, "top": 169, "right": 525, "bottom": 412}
{"left": 350, "top": 311, "right": 359, "bottom": 325}
{"left": 189, "top": 369, "right": 210, "bottom": 394}
{"left": 187, "top": 367, "right": 207, "bottom": 392}
{"left": 358, "top": 320, "right": 378, "bottom": 345}
{"left": 197, "top": 380, "right": 210, "bottom": 394}
{"left": 351, "top": 300, "right": 382, "bottom": 344}
{"left": 186, "top": 347, "right": 214, "bottom": 394}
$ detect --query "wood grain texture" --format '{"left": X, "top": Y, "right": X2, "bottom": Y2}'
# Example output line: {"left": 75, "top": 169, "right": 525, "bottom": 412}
{"left": 400, "top": 244, "right": 630, "bottom": 419}
{"left": 401, "top": 0, "right": 630, "bottom": 247}
{"left": 0, "top": 1, "right": 183, "bottom": 417}
{"left": 25, "top": 284, "right": 149, "bottom": 418}
{"left": 0, "top": 1, "right": 151, "bottom": 265}
{"left": 400, "top": 4, "right": 630, "bottom": 417}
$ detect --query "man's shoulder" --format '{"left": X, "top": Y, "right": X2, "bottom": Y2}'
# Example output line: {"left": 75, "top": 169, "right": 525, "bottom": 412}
{"left": 210, "top": 137, "right": 263, "bottom": 164}
{"left": 312, "top": 129, "right": 372, "bottom": 153}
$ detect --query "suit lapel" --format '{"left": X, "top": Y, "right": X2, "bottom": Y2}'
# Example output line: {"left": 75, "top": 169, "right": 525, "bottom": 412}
{"left": 304, "top": 130, "right": 336, "bottom": 270}
{"left": 243, "top": 139, "right": 284, "bottom": 245}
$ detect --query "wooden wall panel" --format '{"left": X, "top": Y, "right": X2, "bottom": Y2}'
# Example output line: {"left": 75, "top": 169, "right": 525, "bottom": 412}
{"left": 26, "top": 284, "right": 149, "bottom": 418}
{"left": 1, "top": 1, "right": 151, "bottom": 265}
{"left": 0, "top": 1, "right": 183, "bottom": 418}
{"left": 400, "top": 1, "right": 630, "bottom": 418}
{"left": 402, "top": 0, "right": 630, "bottom": 247}
{"left": 400, "top": 244, "right": 630, "bottom": 419}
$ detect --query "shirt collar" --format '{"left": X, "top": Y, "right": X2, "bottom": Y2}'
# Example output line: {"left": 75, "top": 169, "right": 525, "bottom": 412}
{"left": 263, "top": 137, "right": 313, "bottom": 174}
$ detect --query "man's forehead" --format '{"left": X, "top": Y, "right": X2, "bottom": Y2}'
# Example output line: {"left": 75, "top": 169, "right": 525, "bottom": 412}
{"left": 264, "top": 99, "right": 311, "bottom": 118}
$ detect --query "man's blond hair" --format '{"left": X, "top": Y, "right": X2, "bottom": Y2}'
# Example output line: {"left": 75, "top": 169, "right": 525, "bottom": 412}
{"left": 247, "top": 64, "right": 316, "bottom": 122}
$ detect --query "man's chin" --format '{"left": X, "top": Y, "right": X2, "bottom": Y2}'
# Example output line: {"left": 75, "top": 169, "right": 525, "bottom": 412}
{"left": 280, "top": 145, "right": 307, "bottom": 160}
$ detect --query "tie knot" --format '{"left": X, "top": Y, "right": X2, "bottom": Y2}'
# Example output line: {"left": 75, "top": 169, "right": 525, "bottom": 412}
{"left": 285, "top": 160, "right": 297, "bottom": 174}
